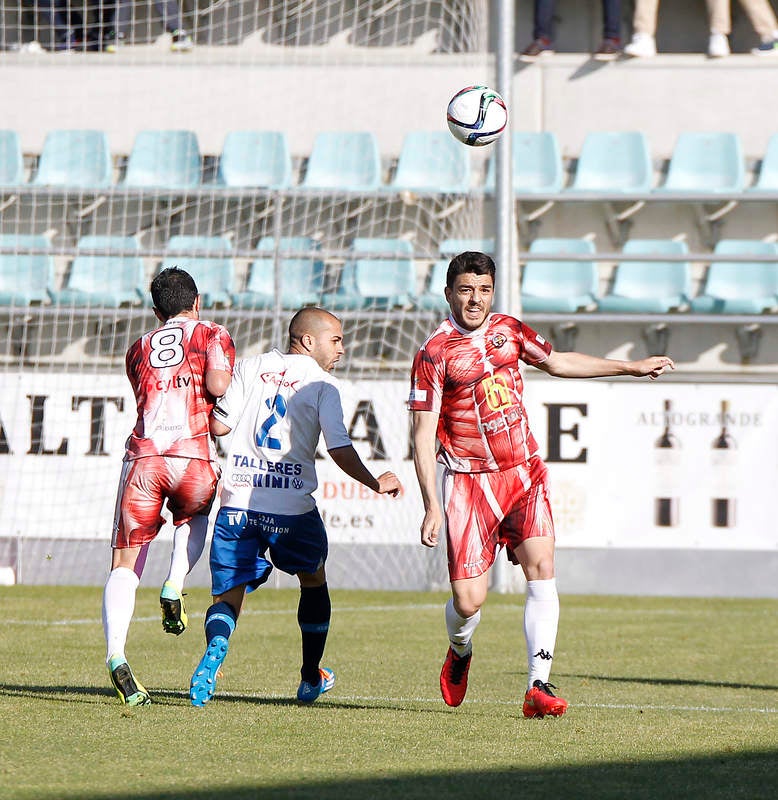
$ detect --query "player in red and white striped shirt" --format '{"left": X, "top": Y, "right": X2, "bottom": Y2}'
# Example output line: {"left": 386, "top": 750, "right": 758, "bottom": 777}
{"left": 410, "top": 251, "right": 673, "bottom": 717}
{"left": 103, "top": 267, "right": 235, "bottom": 706}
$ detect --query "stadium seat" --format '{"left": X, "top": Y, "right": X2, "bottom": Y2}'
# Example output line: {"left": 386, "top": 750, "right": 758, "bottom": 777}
{"left": 232, "top": 237, "right": 324, "bottom": 309}
{"left": 521, "top": 238, "right": 598, "bottom": 312}
{"left": 484, "top": 131, "right": 564, "bottom": 194}
{"left": 750, "top": 133, "right": 778, "bottom": 191}
{"left": 0, "top": 234, "right": 55, "bottom": 305}
{"left": 300, "top": 132, "right": 382, "bottom": 191}
{"left": 568, "top": 131, "right": 653, "bottom": 193}
{"left": 160, "top": 235, "right": 234, "bottom": 307}
{"left": 690, "top": 239, "right": 778, "bottom": 314}
{"left": 657, "top": 132, "right": 745, "bottom": 193}
{"left": 415, "top": 259, "right": 450, "bottom": 312}
{"left": 216, "top": 131, "right": 293, "bottom": 189}
{"left": 32, "top": 130, "right": 113, "bottom": 189}
{"left": 598, "top": 239, "right": 692, "bottom": 313}
{"left": 323, "top": 238, "right": 415, "bottom": 309}
{"left": 439, "top": 238, "right": 495, "bottom": 258}
{"left": 54, "top": 236, "right": 144, "bottom": 307}
{"left": 123, "top": 130, "right": 201, "bottom": 189}
{"left": 389, "top": 131, "right": 470, "bottom": 193}
{"left": 0, "top": 131, "right": 24, "bottom": 187}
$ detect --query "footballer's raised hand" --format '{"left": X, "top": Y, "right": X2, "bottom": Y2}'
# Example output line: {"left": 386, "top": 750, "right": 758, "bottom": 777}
{"left": 631, "top": 356, "right": 675, "bottom": 379}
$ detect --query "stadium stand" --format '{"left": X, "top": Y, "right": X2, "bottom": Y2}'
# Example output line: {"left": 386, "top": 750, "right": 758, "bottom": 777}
{"left": 32, "top": 130, "right": 112, "bottom": 189}
{"left": 216, "top": 131, "right": 293, "bottom": 190}
{"left": 0, "top": 130, "right": 24, "bottom": 187}
{"left": 300, "top": 131, "right": 383, "bottom": 191}
{"left": 159, "top": 235, "right": 234, "bottom": 307}
{"left": 123, "top": 130, "right": 201, "bottom": 189}
{"left": 389, "top": 130, "right": 470, "bottom": 193}
{"left": 0, "top": 233, "right": 55, "bottom": 306}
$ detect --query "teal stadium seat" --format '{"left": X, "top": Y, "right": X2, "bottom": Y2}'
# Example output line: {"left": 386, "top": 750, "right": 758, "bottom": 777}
{"left": 750, "top": 133, "right": 778, "bottom": 191}
{"left": 415, "top": 259, "right": 450, "bottom": 312}
{"left": 0, "top": 234, "right": 55, "bottom": 305}
{"left": 0, "top": 131, "right": 24, "bottom": 187}
{"left": 32, "top": 130, "right": 112, "bottom": 189}
{"left": 323, "top": 238, "right": 415, "bottom": 310}
{"left": 598, "top": 239, "right": 692, "bottom": 313}
{"left": 657, "top": 132, "right": 745, "bottom": 193}
{"left": 439, "top": 238, "right": 495, "bottom": 258}
{"left": 55, "top": 236, "right": 144, "bottom": 307}
{"left": 485, "top": 131, "right": 564, "bottom": 194}
{"left": 521, "top": 238, "right": 598, "bottom": 312}
{"left": 390, "top": 131, "right": 470, "bottom": 193}
{"left": 232, "top": 237, "right": 324, "bottom": 309}
{"left": 690, "top": 239, "right": 778, "bottom": 314}
{"left": 160, "top": 235, "right": 234, "bottom": 307}
{"left": 217, "top": 131, "right": 292, "bottom": 189}
{"left": 569, "top": 131, "right": 653, "bottom": 193}
{"left": 124, "top": 130, "right": 201, "bottom": 189}
{"left": 301, "top": 132, "right": 382, "bottom": 191}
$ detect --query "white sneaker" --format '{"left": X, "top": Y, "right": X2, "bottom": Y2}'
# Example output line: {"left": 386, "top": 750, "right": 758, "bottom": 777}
{"left": 624, "top": 32, "right": 656, "bottom": 58}
{"left": 708, "top": 32, "right": 730, "bottom": 58}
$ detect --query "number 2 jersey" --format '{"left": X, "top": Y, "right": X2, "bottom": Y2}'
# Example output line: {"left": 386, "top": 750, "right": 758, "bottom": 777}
{"left": 124, "top": 316, "right": 235, "bottom": 462}
{"left": 409, "top": 313, "right": 552, "bottom": 473}
{"left": 212, "top": 349, "right": 353, "bottom": 515}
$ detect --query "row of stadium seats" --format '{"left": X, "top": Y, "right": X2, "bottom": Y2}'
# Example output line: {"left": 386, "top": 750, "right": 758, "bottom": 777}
{"left": 3, "top": 128, "right": 778, "bottom": 194}
{"left": 1, "top": 234, "right": 777, "bottom": 315}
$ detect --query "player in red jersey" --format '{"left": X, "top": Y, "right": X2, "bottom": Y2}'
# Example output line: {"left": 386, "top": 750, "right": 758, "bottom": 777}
{"left": 102, "top": 267, "right": 235, "bottom": 706}
{"left": 410, "top": 251, "right": 674, "bottom": 717}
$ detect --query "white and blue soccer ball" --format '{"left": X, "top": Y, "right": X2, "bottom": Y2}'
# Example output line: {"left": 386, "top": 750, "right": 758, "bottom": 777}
{"left": 446, "top": 85, "right": 508, "bottom": 147}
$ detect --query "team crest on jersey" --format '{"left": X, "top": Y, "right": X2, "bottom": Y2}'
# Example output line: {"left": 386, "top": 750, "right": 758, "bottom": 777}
{"left": 491, "top": 333, "right": 507, "bottom": 348}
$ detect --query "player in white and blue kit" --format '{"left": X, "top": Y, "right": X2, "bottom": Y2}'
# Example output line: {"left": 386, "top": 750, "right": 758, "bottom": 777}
{"left": 190, "top": 307, "right": 402, "bottom": 706}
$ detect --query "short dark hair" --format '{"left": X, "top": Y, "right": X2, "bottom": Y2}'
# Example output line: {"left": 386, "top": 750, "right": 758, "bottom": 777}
{"left": 151, "top": 267, "right": 198, "bottom": 319}
{"left": 446, "top": 251, "right": 496, "bottom": 289}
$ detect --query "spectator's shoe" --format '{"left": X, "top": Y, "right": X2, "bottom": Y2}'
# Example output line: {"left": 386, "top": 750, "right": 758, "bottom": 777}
{"left": 439, "top": 646, "right": 471, "bottom": 707}
{"left": 523, "top": 680, "right": 568, "bottom": 718}
{"left": 708, "top": 33, "right": 730, "bottom": 58}
{"left": 297, "top": 667, "right": 336, "bottom": 704}
{"left": 624, "top": 32, "right": 656, "bottom": 58}
{"left": 593, "top": 38, "right": 622, "bottom": 61}
{"left": 171, "top": 30, "right": 194, "bottom": 52}
{"left": 103, "top": 29, "right": 125, "bottom": 53}
{"left": 53, "top": 31, "right": 78, "bottom": 52}
{"left": 752, "top": 39, "right": 778, "bottom": 56}
{"left": 519, "top": 38, "right": 554, "bottom": 62}
{"left": 108, "top": 655, "right": 151, "bottom": 706}
{"left": 160, "top": 581, "right": 187, "bottom": 635}
{"left": 190, "top": 635, "right": 229, "bottom": 707}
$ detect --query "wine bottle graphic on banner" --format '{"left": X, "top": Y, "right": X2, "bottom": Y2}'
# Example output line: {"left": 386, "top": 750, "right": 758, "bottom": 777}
{"left": 711, "top": 400, "right": 737, "bottom": 528}
{"left": 654, "top": 399, "right": 681, "bottom": 527}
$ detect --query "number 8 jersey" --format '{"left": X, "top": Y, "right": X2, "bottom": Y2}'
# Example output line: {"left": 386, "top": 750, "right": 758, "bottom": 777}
{"left": 409, "top": 313, "right": 552, "bottom": 473}
{"left": 125, "top": 316, "right": 235, "bottom": 462}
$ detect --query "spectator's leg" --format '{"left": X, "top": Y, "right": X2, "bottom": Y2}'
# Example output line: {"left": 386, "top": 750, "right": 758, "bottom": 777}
{"left": 602, "top": 0, "right": 622, "bottom": 41}
{"left": 155, "top": 0, "right": 184, "bottom": 33}
{"left": 533, "top": 0, "right": 555, "bottom": 42}
{"left": 737, "top": 0, "right": 778, "bottom": 41}
{"left": 706, "top": 0, "right": 731, "bottom": 34}
{"left": 632, "top": 0, "right": 660, "bottom": 35}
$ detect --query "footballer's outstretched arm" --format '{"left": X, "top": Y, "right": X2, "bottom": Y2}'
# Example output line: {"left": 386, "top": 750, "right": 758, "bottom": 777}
{"left": 537, "top": 351, "right": 675, "bottom": 380}
{"left": 327, "top": 445, "right": 401, "bottom": 496}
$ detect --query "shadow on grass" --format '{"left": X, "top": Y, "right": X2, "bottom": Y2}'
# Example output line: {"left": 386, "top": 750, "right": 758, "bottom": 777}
{"left": 561, "top": 673, "right": 778, "bottom": 693}
{"left": 43, "top": 751, "right": 778, "bottom": 800}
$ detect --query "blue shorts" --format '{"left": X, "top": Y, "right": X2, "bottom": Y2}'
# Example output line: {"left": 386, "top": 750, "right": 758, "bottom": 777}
{"left": 210, "top": 506, "right": 328, "bottom": 596}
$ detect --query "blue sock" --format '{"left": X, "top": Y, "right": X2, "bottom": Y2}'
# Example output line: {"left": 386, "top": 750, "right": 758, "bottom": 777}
{"left": 204, "top": 601, "right": 237, "bottom": 644}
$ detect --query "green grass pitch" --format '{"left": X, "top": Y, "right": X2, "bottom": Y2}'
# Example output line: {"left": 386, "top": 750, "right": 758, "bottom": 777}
{"left": 2, "top": 587, "right": 776, "bottom": 800}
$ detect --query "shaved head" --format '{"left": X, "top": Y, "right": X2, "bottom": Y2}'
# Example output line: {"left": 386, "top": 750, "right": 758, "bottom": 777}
{"left": 287, "top": 307, "right": 344, "bottom": 371}
{"left": 288, "top": 307, "right": 340, "bottom": 347}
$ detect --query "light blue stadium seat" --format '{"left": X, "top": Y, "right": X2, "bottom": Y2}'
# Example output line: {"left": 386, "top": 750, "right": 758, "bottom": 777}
{"left": 0, "top": 131, "right": 24, "bottom": 187}
{"left": 598, "top": 239, "right": 692, "bottom": 313}
{"left": 750, "top": 133, "right": 778, "bottom": 191}
{"left": 485, "top": 131, "right": 564, "bottom": 194}
{"left": 160, "top": 235, "right": 234, "bottom": 307}
{"left": 439, "top": 238, "right": 495, "bottom": 258}
{"left": 217, "top": 131, "right": 292, "bottom": 189}
{"left": 232, "top": 237, "right": 324, "bottom": 309}
{"left": 521, "top": 238, "right": 598, "bottom": 312}
{"left": 0, "top": 234, "right": 55, "bottom": 305}
{"left": 32, "top": 130, "right": 112, "bottom": 189}
{"left": 389, "top": 131, "right": 470, "bottom": 193}
{"left": 54, "top": 236, "right": 144, "bottom": 307}
{"left": 415, "top": 259, "right": 450, "bottom": 312}
{"left": 690, "top": 239, "right": 778, "bottom": 314}
{"left": 124, "top": 130, "right": 201, "bottom": 189}
{"left": 657, "top": 132, "right": 745, "bottom": 193}
{"left": 569, "top": 131, "right": 653, "bottom": 193}
{"left": 301, "top": 132, "right": 382, "bottom": 191}
{"left": 323, "top": 238, "right": 415, "bottom": 310}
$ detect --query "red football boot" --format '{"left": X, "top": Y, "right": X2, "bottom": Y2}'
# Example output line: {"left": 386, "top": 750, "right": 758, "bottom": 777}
{"left": 523, "top": 680, "right": 568, "bottom": 718}
{"left": 440, "top": 646, "right": 472, "bottom": 707}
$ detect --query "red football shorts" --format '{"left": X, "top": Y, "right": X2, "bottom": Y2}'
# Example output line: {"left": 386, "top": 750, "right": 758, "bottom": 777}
{"left": 112, "top": 456, "right": 220, "bottom": 549}
{"left": 442, "top": 456, "right": 554, "bottom": 581}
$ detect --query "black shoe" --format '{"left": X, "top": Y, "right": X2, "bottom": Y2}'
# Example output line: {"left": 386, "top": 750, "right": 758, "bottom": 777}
{"left": 519, "top": 38, "right": 554, "bottom": 62}
{"left": 594, "top": 38, "right": 622, "bottom": 61}
{"left": 171, "top": 29, "right": 194, "bottom": 52}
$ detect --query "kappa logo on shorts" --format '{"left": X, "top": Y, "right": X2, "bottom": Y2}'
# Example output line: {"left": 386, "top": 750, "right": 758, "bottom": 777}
{"left": 225, "top": 510, "right": 248, "bottom": 526}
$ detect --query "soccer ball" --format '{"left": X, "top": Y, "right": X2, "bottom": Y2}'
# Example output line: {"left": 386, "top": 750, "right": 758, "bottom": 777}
{"left": 446, "top": 85, "right": 508, "bottom": 147}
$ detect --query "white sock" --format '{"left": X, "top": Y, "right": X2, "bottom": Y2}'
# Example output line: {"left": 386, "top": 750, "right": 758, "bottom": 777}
{"left": 445, "top": 597, "right": 481, "bottom": 657}
{"left": 103, "top": 566, "right": 140, "bottom": 664}
{"left": 166, "top": 515, "right": 208, "bottom": 591}
{"left": 524, "top": 578, "right": 560, "bottom": 688}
